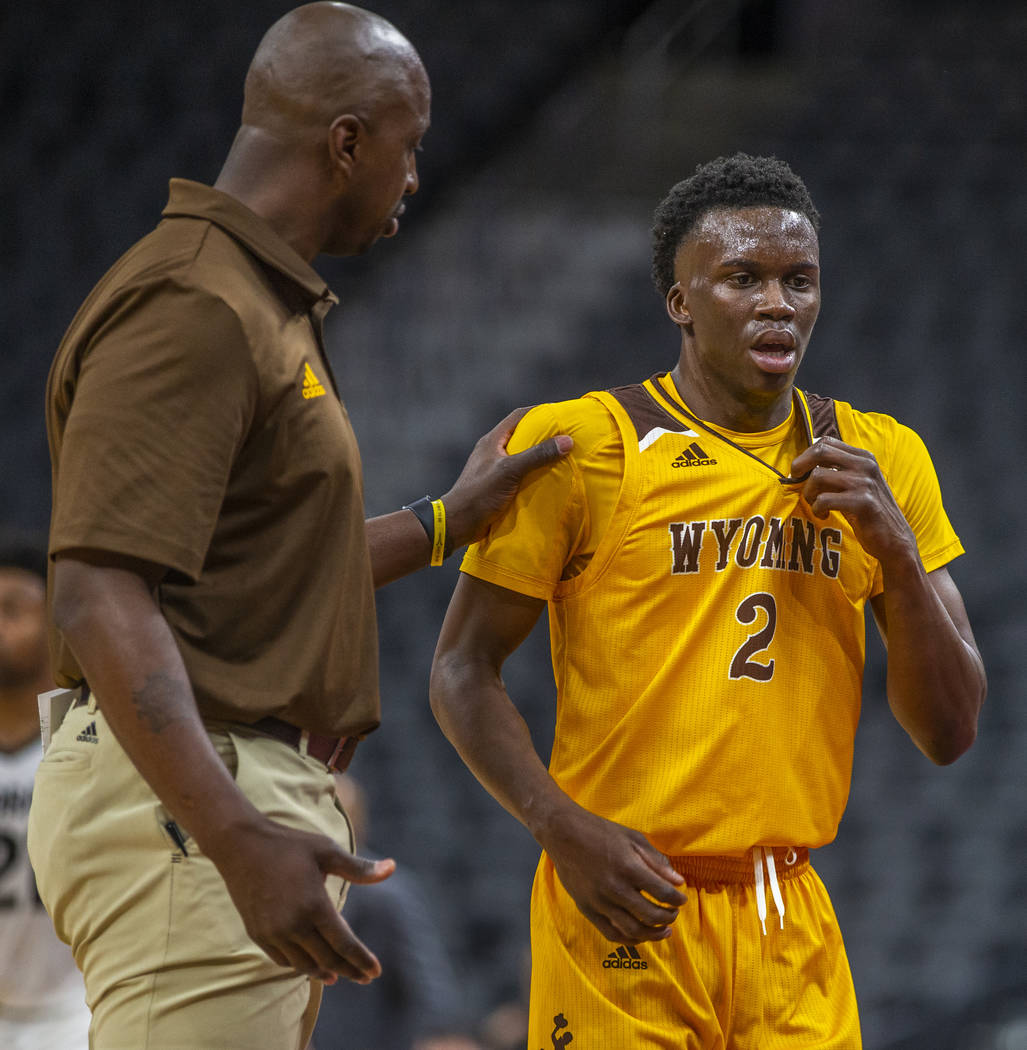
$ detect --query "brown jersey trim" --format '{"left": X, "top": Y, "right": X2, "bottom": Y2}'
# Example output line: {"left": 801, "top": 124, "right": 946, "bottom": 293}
{"left": 605, "top": 380, "right": 700, "bottom": 440}
{"left": 606, "top": 377, "right": 840, "bottom": 485}
{"left": 804, "top": 391, "right": 841, "bottom": 440}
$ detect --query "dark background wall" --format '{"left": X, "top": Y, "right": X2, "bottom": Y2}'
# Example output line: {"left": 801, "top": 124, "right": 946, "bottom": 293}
{"left": 2, "top": 2, "right": 1024, "bottom": 1046}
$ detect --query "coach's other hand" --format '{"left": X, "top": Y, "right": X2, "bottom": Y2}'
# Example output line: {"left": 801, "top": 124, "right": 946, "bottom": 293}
{"left": 211, "top": 816, "right": 395, "bottom": 984}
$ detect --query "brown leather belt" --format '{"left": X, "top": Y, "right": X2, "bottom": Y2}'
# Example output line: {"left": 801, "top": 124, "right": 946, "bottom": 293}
{"left": 250, "top": 716, "right": 356, "bottom": 773}
{"left": 73, "top": 692, "right": 355, "bottom": 773}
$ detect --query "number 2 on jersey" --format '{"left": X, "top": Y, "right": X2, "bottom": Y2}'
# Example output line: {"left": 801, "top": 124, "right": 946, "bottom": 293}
{"left": 729, "top": 592, "right": 777, "bottom": 682}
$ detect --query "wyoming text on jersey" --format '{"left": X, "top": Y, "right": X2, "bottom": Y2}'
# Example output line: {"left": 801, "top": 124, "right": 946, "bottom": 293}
{"left": 669, "top": 514, "right": 841, "bottom": 577}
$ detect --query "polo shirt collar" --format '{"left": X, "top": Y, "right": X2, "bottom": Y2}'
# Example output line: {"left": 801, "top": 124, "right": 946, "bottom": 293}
{"left": 162, "top": 179, "right": 338, "bottom": 309}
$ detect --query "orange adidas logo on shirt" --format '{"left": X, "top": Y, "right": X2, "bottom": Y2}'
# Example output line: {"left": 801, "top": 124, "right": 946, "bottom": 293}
{"left": 302, "top": 362, "right": 326, "bottom": 399}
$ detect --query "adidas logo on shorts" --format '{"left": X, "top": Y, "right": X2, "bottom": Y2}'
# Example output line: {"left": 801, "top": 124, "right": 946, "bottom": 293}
{"left": 602, "top": 945, "right": 648, "bottom": 970}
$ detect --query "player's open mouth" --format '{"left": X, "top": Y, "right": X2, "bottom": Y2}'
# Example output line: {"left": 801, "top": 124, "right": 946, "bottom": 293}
{"left": 750, "top": 333, "right": 796, "bottom": 374}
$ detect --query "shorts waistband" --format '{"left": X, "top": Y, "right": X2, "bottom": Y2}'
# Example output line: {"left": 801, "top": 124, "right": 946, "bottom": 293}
{"left": 669, "top": 846, "right": 809, "bottom": 886}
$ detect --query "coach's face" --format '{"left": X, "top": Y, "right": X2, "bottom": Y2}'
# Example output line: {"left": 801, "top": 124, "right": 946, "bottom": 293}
{"left": 667, "top": 205, "right": 821, "bottom": 429}
{"left": 324, "top": 64, "right": 430, "bottom": 256}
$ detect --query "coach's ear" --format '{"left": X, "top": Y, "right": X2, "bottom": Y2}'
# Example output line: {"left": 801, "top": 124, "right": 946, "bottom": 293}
{"left": 666, "top": 282, "right": 691, "bottom": 327}
{"left": 329, "top": 113, "right": 363, "bottom": 185}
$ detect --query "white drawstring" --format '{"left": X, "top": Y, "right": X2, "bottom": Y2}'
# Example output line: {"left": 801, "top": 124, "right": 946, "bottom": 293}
{"left": 754, "top": 850, "right": 767, "bottom": 934}
{"left": 753, "top": 847, "right": 786, "bottom": 935}
{"left": 764, "top": 848, "right": 785, "bottom": 929}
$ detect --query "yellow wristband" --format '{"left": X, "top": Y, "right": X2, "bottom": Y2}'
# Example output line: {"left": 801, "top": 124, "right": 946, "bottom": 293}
{"left": 430, "top": 499, "right": 446, "bottom": 567}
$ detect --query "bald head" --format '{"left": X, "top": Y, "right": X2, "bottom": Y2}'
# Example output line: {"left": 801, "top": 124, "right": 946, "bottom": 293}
{"left": 217, "top": 3, "right": 430, "bottom": 261}
{"left": 242, "top": 2, "right": 427, "bottom": 138}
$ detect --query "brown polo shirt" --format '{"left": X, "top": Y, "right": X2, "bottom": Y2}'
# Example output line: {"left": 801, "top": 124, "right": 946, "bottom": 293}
{"left": 46, "top": 179, "right": 380, "bottom": 737}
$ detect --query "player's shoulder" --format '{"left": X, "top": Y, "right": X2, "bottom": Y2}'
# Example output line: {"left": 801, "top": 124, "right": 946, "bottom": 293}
{"left": 509, "top": 394, "right": 620, "bottom": 458}
{"left": 831, "top": 397, "right": 931, "bottom": 460}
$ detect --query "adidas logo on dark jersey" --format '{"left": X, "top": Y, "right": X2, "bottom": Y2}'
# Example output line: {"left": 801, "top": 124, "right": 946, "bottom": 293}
{"left": 602, "top": 945, "right": 648, "bottom": 970}
{"left": 672, "top": 441, "right": 716, "bottom": 468}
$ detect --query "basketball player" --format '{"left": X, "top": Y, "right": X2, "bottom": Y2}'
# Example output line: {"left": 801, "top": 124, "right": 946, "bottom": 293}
{"left": 0, "top": 531, "right": 89, "bottom": 1050}
{"left": 429, "top": 154, "right": 986, "bottom": 1047}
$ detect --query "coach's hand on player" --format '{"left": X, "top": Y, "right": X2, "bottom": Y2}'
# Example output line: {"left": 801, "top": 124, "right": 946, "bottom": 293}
{"left": 538, "top": 805, "right": 686, "bottom": 945}
{"left": 211, "top": 816, "right": 394, "bottom": 984}
{"left": 442, "top": 407, "right": 572, "bottom": 550}
{"left": 790, "top": 436, "right": 917, "bottom": 565}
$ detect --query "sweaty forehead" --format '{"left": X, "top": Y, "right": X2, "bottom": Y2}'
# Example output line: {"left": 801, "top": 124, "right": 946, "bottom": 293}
{"left": 687, "top": 206, "right": 819, "bottom": 264}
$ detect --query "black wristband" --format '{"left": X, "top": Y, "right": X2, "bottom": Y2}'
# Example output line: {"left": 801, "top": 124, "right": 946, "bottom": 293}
{"left": 402, "top": 496, "right": 434, "bottom": 543}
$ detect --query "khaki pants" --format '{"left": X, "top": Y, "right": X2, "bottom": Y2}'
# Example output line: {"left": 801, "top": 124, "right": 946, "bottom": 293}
{"left": 28, "top": 700, "right": 353, "bottom": 1050}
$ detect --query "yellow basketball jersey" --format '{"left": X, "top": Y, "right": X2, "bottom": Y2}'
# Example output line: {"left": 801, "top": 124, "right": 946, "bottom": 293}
{"left": 461, "top": 373, "right": 963, "bottom": 856}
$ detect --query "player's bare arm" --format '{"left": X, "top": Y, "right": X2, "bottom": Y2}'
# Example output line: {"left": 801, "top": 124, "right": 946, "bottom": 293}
{"left": 51, "top": 550, "right": 394, "bottom": 984}
{"left": 367, "top": 407, "right": 572, "bottom": 587}
{"left": 789, "top": 437, "right": 986, "bottom": 763}
{"left": 429, "top": 573, "right": 685, "bottom": 946}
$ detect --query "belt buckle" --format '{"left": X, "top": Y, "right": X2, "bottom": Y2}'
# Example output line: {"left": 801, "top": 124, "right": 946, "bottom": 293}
{"left": 299, "top": 729, "right": 348, "bottom": 771}
{"left": 326, "top": 737, "right": 347, "bottom": 771}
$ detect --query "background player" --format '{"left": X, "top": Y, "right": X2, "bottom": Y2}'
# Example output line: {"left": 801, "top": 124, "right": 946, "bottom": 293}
{"left": 429, "top": 153, "right": 986, "bottom": 1047}
{"left": 0, "top": 530, "right": 89, "bottom": 1050}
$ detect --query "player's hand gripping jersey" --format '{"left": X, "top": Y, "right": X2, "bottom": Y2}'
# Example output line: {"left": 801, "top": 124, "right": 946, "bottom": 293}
{"left": 461, "top": 372, "right": 962, "bottom": 857}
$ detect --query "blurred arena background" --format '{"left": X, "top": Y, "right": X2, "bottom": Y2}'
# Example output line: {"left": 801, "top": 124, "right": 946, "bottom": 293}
{"left": 2, "top": 1, "right": 1024, "bottom": 1045}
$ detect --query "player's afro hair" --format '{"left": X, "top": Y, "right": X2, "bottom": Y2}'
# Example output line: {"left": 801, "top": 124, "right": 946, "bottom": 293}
{"left": 650, "top": 153, "right": 821, "bottom": 297}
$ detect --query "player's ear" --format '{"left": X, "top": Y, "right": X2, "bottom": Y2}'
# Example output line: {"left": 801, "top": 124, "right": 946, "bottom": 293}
{"left": 666, "top": 282, "right": 691, "bottom": 326}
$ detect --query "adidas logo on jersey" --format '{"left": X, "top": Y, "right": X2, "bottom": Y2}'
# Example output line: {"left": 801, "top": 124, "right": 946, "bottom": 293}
{"left": 602, "top": 945, "right": 648, "bottom": 970}
{"left": 75, "top": 720, "right": 99, "bottom": 744}
{"left": 302, "top": 361, "right": 326, "bottom": 399}
{"left": 672, "top": 441, "right": 716, "bottom": 468}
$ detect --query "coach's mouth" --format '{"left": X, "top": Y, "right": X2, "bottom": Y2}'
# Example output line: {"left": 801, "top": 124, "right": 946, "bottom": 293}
{"left": 383, "top": 203, "right": 407, "bottom": 239}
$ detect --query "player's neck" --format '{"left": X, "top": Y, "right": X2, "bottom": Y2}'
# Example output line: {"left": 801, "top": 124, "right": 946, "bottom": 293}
{"left": 669, "top": 364, "right": 793, "bottom": 434}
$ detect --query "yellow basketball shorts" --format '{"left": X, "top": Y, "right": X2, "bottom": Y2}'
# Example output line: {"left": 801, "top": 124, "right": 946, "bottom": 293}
{"left": 27, "top": 700, "right": 353, "bottom": 1050}
{"left": 528, "top": 847, "right": 861, "bottom": 1049}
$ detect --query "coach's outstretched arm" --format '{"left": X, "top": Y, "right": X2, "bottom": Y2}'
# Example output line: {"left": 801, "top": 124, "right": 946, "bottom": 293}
{"left": 367, "top": 408, "right": 572, "bottom": 587}
{"left": 51, "top": 551, "right": 393, "bottom": 985}
{"left": 791, "top": 437, "right": 986, "bottom": 764}
{"left": 430, "top": 573, "right": 687, "bottom": 945}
